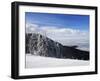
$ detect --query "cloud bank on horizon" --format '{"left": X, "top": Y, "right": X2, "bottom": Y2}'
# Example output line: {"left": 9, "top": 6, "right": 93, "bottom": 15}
{"left": 25, "top": 12, "right": 89, "bottom": 51}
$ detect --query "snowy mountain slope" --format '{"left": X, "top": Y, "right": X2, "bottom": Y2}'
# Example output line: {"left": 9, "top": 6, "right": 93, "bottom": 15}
{"left": 26, "top": 54, "right": 89, "bottom": 68}
{"left": 26, "top": 33, "right": 89, "bottom": 60}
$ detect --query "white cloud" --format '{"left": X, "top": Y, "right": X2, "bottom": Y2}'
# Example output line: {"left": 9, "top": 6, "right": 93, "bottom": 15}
{"left": 26, "top": 23, "right": 89, "bottom": 51}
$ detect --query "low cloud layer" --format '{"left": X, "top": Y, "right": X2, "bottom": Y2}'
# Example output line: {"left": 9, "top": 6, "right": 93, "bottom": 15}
{"left": 26, "top": 23, "right": 89, "bottom": 51}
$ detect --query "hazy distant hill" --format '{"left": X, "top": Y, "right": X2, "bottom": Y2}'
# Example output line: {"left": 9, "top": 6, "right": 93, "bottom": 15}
{"left": 26, "top": 33, "right": 89, "bottom": 60}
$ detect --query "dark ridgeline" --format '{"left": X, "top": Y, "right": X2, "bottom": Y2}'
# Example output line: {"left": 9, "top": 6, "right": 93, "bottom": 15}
{"left": 26, "top": 33, "right": 89, "bottom": 60}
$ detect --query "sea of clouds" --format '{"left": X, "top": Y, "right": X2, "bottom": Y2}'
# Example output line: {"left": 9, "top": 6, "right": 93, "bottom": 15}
{"left": 26, "top": 23, "right": 89, "bottom": 51}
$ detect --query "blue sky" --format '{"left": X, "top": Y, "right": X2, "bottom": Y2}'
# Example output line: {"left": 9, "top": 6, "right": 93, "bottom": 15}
{"left": 25, "top": 12, "right": 89, "bottom": 30}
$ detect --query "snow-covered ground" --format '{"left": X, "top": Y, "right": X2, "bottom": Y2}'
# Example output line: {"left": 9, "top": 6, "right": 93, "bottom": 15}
{"left": 26, "top": 54, "right": 89, "bottom": 68}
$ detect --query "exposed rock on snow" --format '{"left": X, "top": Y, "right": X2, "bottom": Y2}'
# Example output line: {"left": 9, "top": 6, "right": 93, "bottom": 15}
{"left": 26, "top": 33, "right": 89, "bottom": 60}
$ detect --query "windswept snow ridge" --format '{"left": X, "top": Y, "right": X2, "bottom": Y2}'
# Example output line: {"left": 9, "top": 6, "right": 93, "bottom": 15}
{"left": 26, "top": 54, "right": 89, "bottom": 68}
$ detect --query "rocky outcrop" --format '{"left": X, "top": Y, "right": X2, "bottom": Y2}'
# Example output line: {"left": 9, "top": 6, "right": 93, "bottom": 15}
{"left": 26, "top": 33, "right": 89, "bottom": 60}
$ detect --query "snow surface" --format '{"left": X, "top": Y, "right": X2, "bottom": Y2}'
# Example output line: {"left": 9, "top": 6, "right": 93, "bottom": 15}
{"left": 26, "top": 54, "right": 89, "bottom": 68}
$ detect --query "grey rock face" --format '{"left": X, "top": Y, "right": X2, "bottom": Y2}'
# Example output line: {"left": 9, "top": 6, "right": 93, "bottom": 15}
{"left": 26, "top": 33, "right": 89, "bottom": 60}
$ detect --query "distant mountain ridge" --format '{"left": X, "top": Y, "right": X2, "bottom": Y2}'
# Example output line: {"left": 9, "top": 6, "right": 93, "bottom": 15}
{"left": 26, "top": 33, "right": 89, "bottom": 60}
